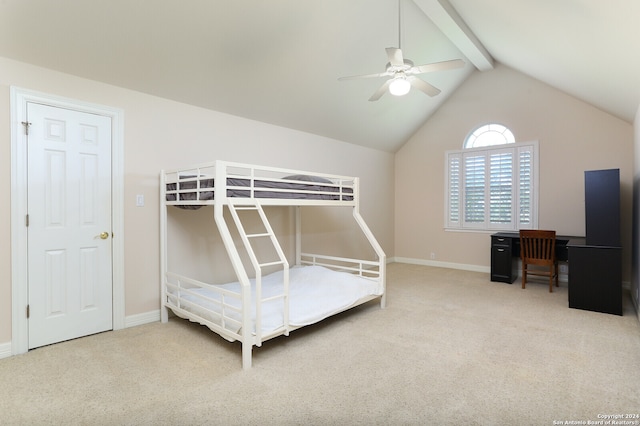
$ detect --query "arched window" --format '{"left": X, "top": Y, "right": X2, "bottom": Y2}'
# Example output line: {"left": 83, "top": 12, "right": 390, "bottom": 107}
{"left": 446, "top": 124, "right": 538, "bottom": 231}
{"left": 464, "top": 123, "right": 515, "bottom": 148}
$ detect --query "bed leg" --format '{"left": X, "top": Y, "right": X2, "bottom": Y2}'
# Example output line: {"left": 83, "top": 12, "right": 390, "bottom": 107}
{"left": 380, "top": 293, "right": 387, "bottom": 309}
{"left": 160, "top": 306, "right": 169, "bottom": 323}
{"left": 242, "top": 343, "right": 253, "bottom": 370}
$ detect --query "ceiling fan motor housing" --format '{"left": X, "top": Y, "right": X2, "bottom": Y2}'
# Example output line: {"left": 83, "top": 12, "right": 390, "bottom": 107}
{"left": 386, "top": 59, "right": 414, "bottom": 74}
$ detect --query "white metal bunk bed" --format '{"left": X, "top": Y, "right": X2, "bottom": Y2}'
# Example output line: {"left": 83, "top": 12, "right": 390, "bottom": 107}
{"left": 160, "top": 160, "right": 386, "bottom": 369}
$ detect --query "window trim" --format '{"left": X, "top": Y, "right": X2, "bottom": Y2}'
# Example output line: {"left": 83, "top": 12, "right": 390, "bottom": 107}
{"left": 444, "top": 141, "right": 539, "bottom": 232}
{"left": 464, "top": 123, "right": 515, "bottom": 149}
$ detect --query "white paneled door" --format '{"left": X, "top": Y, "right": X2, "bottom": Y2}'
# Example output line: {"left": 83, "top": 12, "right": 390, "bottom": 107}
{"left": 27, "top": 102, "right": 113, "bottom": 349}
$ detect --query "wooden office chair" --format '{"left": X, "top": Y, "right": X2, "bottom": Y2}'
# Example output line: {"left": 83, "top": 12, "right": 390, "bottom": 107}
{"left": 519, "top": 230, "right": 559, "bottom": 292}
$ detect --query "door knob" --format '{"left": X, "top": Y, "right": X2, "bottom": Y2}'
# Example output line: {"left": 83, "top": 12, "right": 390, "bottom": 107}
{"left": 99, "top": 232, "right": 109, "bottom": 240}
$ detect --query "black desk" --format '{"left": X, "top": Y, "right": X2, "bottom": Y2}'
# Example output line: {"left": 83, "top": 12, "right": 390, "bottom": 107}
{"left": 490, "top": 232, "right": 580, "bottom": 283}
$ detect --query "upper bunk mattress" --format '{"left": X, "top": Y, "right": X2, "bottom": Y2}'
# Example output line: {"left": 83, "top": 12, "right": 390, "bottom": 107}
{"left": 166, "top": 174, "right": 354, "bottom": 208}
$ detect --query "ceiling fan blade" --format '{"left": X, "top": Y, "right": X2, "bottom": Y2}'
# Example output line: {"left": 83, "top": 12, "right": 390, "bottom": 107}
{"left": 412, "top": 59, "right": 465, "bottom": 75}
{"left": 408, "top": 76, "right": 441, "bottom": 97}
{"left": 369, "top": 79, "right": 392, "bottom": 101}
{"left": 386, "top": 47, "right": 404, "bottom": 67}
{"left": 338, "top": 71, "right": 390, "bottom": 81}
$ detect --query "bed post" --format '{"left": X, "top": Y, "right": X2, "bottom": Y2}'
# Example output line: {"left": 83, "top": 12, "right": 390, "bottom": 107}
{"left": 213, "top": 162, "right": 255, "bottom": 369}
{"left": 352, "top": 177, "right": 386, "bottom": 308}
{"left": 160, "top": 170, "right": 169, "bottom": 323}
{"left": 295, "top": 206, "right": 302, "bottom": 266}
{"left": 242, "top": 343, "right": 253, "bottom": 370}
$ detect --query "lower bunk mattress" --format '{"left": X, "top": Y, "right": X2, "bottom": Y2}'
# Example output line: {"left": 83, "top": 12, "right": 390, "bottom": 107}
{"left": 167, "top": 265, "right": 382, "bottom": 335}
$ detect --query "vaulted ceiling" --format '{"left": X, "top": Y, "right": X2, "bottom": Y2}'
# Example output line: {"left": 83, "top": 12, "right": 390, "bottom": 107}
{"left": 0, "top": 0, "right": 638, "bottom": 152}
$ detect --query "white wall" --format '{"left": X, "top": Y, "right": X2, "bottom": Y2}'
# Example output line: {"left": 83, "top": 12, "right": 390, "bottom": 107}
{"left": 0, "top": 56, "right": 395, "bottom": 344}
{"left": 395, "top": 64, "right": 634, "bottom": 280}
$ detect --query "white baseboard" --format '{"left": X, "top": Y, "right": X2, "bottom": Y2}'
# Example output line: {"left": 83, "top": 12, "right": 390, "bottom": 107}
{"left": 0, "top": 312, "right": 159, "bottom": 362}
{"left": 389, "top": 257, "right": 640, "bottom": 287}
{"left": 0, "top": 341, "right": 12, "bottom": 360}
{"left": 391, "top": 256, "right": 490, "bottom": 274}
{"left": 390, "top": 257, "right": 572, "bottom": 283}
{"left": 125, "top": 310, "right": 160, "bottom": 328}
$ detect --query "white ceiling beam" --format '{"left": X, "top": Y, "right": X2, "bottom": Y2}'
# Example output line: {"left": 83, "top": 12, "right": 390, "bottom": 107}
{"left": 414, "top": 0, "right": 494, "bottom": 71}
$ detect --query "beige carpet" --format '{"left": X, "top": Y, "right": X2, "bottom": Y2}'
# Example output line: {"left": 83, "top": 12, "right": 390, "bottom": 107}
{"left": 1, "top": 263, "right": 639, "bottom": 425}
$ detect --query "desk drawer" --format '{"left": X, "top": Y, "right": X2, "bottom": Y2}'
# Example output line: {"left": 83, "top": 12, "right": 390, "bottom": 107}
{"left": 491, "top": 236, "right": 518, "bottom": 283}
{"left": 491, "top": 236, "right": 512, "bottom": 248}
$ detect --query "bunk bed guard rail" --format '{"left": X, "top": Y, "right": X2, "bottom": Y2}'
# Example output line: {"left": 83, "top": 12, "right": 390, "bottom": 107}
{"left": 164, "top": 160, "right": 358, "bottom": 208}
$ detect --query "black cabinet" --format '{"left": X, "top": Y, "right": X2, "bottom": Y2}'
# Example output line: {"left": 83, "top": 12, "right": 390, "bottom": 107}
{"left": 567, "top": 169, "right": 622, "bottom": 315}
{"left": 491, "top": 235, "right": 518, "bottom": 283}
{"left": 584, "top": 169, "right": 620, "bottom": 247}
{"left": 567, "top": 242, "right": 622, "bottom": 315}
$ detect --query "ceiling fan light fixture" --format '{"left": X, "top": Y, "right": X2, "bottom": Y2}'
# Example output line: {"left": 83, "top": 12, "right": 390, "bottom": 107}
{"left": 389, "top": 77, "right": 411, "bottom": 96}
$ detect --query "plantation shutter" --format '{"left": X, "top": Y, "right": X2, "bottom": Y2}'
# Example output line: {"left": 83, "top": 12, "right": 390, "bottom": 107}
{"left": 463, "top": 153, "right": 486, "bottom": 227}
{"left": 489, "top": 149, "right": 514, "bottom": 228}
{"left": 447, "top": 153, "right": 461, "bottom": 227}
{"left": 518, "top": 145, "right": 534, "bottom": 227}
{"left": 445, "top": 142, "right": 537, "bottom": 231}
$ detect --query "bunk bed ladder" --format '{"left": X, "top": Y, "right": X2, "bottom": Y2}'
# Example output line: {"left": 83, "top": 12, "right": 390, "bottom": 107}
{"left": 227, "top": 200, "right": 290, "bottom": 346}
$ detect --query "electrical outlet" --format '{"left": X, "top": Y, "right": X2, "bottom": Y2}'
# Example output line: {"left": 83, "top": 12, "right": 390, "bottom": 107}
{"left": 430, "top": 252, "right": 436, "bottom": 260}
{"left": 559, "top": 264, "right": 568, "bottom": 273}
{"left": 136, "top": 194, "right": 145, "bottom": 207}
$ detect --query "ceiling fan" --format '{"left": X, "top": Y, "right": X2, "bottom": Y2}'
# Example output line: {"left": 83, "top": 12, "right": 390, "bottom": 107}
{"left": 339, "top": 0, "right": 465, "bottom": 101}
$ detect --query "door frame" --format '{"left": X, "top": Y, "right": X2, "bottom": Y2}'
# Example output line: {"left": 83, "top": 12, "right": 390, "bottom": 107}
{"left": 10, "top": 87, "right": 125, "bottom": 355}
